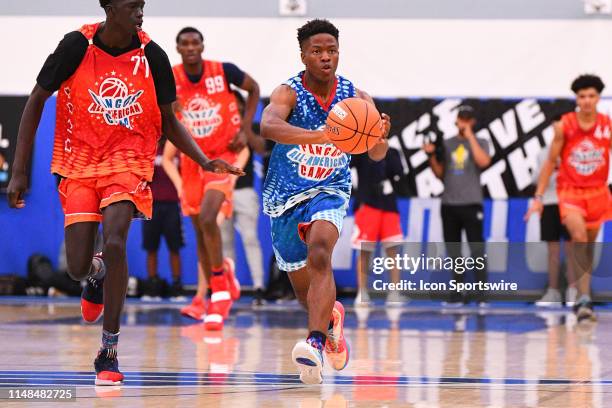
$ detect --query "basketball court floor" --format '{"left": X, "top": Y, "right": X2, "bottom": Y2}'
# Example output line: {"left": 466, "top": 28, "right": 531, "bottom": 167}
{"left": 1, "top": 297, "right": 611, "bottom": 407}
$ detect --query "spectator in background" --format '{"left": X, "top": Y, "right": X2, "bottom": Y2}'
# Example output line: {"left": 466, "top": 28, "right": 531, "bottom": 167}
{"left": 220, "top": 91, "right": 268, "bottom": 306}
{"left": 141, "top": 136, "right": 185, "bottom": 300}
{"left": 528, "top": 145, "right": 577, "bottom": 307}
{"left": 351, "top": 148, "right": 406, "bottom": 307}
{"left": 0, "top": 152, "right": 8, "bottom": 183}
{"left": 424, "top": 105, "right": 491, "bottom": 306}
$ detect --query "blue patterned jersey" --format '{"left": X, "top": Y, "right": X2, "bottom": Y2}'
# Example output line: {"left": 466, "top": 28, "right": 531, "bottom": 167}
{"left": 263, "top": 72, "right": 356, "bottom": 217}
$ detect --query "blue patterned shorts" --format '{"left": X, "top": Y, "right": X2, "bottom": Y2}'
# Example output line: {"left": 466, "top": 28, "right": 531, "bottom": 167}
{"left": 270, "top": 192, "right": 348, "bottom": 272}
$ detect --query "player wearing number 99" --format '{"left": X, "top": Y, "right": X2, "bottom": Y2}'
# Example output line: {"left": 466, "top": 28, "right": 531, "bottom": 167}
{"left": 261, "top": 19, "right": 391, "bottom": 384}
{"left": 162, "top": 27, "right": 260, "bottom": 331}
{"left": 6, "top": 0, "right": 243, "bottom": 386}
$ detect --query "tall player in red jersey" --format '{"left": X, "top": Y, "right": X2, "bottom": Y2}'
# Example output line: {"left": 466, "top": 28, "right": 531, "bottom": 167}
{"left": 6, "top": 0, "right": 243, "bottom": 385}
{"left": 163, "top": 27, "right": 260, "bottom": 331}
{"left": 526, "top": 74, "right": 612, "bottom": 322}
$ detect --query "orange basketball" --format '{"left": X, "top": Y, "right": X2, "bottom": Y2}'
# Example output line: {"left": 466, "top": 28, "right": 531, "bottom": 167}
{"left": 325, "top": 97, "right": 383, "bottom": 154}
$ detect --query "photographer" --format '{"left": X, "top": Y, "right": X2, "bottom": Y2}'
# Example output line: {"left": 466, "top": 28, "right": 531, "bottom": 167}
{"left": 424, "top": 106, "right": 491, "bottom": 305}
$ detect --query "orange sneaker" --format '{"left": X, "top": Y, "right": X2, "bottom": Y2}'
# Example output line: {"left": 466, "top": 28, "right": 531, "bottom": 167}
{"left": 180, "top": 296, "right": 207, "bottom": 320}
{"left": 224, "top": 258, "right": 241, "bottom": 301}
{"left": 325, "top": 301, "right": 350, "bottom": 371}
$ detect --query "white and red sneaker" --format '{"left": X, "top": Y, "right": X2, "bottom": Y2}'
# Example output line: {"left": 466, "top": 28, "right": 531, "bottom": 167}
{"left": 224, "top": 258, "right": 241, "bottom": 301}
{"left": 204, "top": 275, "right": 233, "bottom": 331}
{"left": 324, "top": 301, "right": 350, "bottom": 371}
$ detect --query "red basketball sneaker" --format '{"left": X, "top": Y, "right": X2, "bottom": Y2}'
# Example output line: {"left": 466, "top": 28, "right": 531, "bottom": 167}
{"left": 224, "top": 258, "right": 241, "bottom": 301}
{"left": 180, "top": 296, "right": 208, "bottom": 320}
{"left": 204, "top": 275, "right": 233, "bottom": 331}
{"left": 325, "top": 301, "right": 350, "bottom": 371}
{"left": 81, "top": 253, "right": 105, "bottom": 323}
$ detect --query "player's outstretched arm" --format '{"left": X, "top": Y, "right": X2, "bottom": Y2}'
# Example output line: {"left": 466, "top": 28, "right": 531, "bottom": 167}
{"left": 261, "top": 85, "right": 329, "bottom": 145}
{"left": 524, "top": 121, "right": 564, "bottom": 220}
{"left": 356, "top": 88, "right": 391, "bottom": 161}
{"left": 7, "top": 85, "right": 53, "bottom": 209}
{"left": 160, "top": 104, "right": 244, "bottom": 176}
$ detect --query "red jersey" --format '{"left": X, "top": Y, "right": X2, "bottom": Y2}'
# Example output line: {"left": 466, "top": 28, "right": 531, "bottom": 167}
{"left": 173, "top": 60, "right": 241, "bottom": 158}
{"left": 557, "top": 111, "right": 611, "bottom": 188}
{"left": 51, "top": 23, "right": 162, "bottom": 180}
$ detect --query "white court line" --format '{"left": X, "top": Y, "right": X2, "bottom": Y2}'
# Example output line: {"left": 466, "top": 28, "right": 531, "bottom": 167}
{"left": 1, "top": 382, "right": 609, "bottom": 389}
{"left": 1, "top": 373, "right": 610, "bottom": 384}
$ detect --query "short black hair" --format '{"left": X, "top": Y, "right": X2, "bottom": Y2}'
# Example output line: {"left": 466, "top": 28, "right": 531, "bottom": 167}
{"left": 99, "top": 0, "right": 112, "bottom": 8}
{"left": 297, "top": 19, "right": 339, "bottom": 49}
{"left": 571, "top": 74, "right": 605, "bottom": 94}
{"left": 176, "top": 27, "right": 204, "bottom": 44}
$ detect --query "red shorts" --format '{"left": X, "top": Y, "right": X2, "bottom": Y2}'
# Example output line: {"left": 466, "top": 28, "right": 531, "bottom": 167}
{"left": 180, "top": 151, "right": 238, "bottom": 218}
{"left": 58, "top": 172, "right": 152, "bottom": 227}
{"left": 351, "top": 204, "right": 403, "bottom": 251}
{"left": 557, "top": 185, "right": 612, "bottom": 230}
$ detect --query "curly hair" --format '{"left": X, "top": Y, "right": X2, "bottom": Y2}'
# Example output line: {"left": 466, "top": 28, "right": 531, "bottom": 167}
{"left": 297, "top": 19, "right": 339, "bottom": 49}
{"left": 571, "top": 74, "right": 605, "bottom": 94}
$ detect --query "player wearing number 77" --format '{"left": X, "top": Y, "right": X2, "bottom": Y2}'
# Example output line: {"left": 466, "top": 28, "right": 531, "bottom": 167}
{"left": 260, "top": 19, "right": 390, "bottom": 384}
{"left": 6, "top": 0, "right": 243, "bottom": 386}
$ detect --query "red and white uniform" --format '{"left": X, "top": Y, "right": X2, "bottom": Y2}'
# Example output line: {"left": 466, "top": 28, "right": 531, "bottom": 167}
{"left": 53, "top": 23, "right": 161, "bottom": 226}
{"left": 173, "top": 60, "right": 242, "bottom": 216}
{"left": 557, "top": 112, "right": 612, "bottom": 228}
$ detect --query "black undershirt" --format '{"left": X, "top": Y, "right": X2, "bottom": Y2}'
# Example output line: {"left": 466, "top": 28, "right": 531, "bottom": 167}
{"left": 37, "top": 30, "right": 176, "bottom": 105}
{"left": 351, "top": 149, "right": 403, "bottom": 213}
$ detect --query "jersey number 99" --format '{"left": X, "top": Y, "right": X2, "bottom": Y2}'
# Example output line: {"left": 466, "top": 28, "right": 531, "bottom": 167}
{"left": 205, "top": 76, "right": 225, "bottom": 95}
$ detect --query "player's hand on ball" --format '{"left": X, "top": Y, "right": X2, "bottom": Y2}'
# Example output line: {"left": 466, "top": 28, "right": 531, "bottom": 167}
{"left": 202, "top": 159, "right": 246, "bottom": 176}
{"left": 313, "top": 130, "right": 331, "bottom": 144}
{"left": 7, "top": 172, "right": 27, "bottom": 209}
{"left": 523, "top": 199, "right": 544, "bottom": 221}
{"left": 380, "top": 113, "right": 391, "bottom": 138}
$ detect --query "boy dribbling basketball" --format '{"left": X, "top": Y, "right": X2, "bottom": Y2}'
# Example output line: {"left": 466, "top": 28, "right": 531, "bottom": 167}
{"left": 260, "top": 19, "right": 391, "bottom": 384}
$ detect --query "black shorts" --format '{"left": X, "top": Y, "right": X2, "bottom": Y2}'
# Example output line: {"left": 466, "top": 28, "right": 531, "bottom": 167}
{"left": 541, "top": 204, "right": 570, "bottom": 242}
{"left": 142, "top": 201, "right": 185, "bottom": 252}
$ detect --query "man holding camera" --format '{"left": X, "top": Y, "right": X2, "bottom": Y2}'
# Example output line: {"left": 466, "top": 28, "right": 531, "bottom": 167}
{"left": 424, "top": 106, "right": 491, "bottom": 305}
